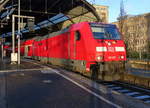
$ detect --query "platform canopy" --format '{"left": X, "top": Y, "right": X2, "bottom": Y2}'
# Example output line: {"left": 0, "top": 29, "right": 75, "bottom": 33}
{"left": 0, "top": 0, "right": 101, "bottom": 39}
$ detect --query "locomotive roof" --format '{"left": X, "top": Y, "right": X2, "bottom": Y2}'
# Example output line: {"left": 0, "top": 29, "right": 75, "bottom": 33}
{"left": 89, "top": 22, "right": 116, "bottom": 27}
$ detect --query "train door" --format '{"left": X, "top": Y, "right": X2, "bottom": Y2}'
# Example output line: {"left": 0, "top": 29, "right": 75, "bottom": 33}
{"left": 69, "top": 30, "right": 82, "bottom": 71}
{"left": 32, "top": 41, "right": 35, "bottom": 57}
{"left": 69, "top": 31, "right": 76, "bottom": 60}
{"left": 24, "top": 45, "right": 30, "bottom": 57}
{"left": 69, "top": 30, "right": 81, "bottom": 59}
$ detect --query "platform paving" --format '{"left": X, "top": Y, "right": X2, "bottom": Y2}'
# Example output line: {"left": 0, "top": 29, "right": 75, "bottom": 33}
{"left": 0, "top": 58, "right": 150, "bottom": 108}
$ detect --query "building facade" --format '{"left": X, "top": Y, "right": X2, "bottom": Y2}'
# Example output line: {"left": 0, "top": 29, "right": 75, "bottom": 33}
{"left": 94, "top": 5, "right": 109, "bottom": 23}
{"left": 114, "top": 13, "right": 150, "bottom": 58}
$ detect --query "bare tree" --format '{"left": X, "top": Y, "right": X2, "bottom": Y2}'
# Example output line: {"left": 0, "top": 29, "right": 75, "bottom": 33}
{"left": 146, "top": 14, "right": 150, "bottom": 59}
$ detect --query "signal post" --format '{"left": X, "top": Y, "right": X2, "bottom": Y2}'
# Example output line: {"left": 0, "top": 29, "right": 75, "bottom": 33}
{"left": 11, "top": 15, "right": 34, "bottom": 64}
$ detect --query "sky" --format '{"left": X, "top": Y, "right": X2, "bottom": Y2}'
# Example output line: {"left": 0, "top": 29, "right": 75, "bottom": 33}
{"left": 87, "top": 0, "right": 150, "bottom": 23}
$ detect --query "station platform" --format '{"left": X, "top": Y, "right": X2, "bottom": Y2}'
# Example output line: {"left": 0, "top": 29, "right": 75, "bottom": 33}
{"left": 128, "top": 68, "right": 150, "bottom": 78}
{"left": 0, "top": 58, "right": 150, "bottom": 108}
{"left": 124, "top": 63, "right": 150, "bottom": 87}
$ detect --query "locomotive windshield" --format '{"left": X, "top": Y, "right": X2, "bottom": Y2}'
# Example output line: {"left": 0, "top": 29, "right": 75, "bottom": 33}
{"left": 90, "top": 24, "right": 121, "bottom": 40}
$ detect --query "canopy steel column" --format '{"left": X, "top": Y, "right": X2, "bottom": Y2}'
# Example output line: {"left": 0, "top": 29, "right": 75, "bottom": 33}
{"left": 18, "top": 0, "right": 21, "bottom": 64}
{"left": 11, "top": 15, "right": 34, "bottom": 64}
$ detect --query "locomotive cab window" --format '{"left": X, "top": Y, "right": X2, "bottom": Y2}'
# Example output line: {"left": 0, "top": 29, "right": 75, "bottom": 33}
{"left": 75, "top": 31, "right": 81, "bottom": 41}
{"left": 90, "top": 23, "right": 121, "bottom": 40}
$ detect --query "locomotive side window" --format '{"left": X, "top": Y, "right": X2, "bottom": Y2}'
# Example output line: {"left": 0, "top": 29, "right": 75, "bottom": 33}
{"left": 75, "top": 31, "right": 81, "bottom": 41}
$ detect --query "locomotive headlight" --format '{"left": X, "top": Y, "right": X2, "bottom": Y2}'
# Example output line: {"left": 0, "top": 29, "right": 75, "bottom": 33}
{"left": 119, "top": 55, "right": 124, "bottom": 59}
{"left": 121, "top": 56, "right": 124, "bottom": 59}
{"left": 97, "top": 56, "right": 103, "bottom": 61}
{"left": 112, "top": 41, "right": 116, "bottom": 44}
{"left": 108, "top": 42, "right": 111, "bottom": 46}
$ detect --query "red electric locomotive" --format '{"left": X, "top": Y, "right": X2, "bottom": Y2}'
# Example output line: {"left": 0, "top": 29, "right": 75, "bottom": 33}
{"left": 22, "top": 22, "right": 126, "bottom": 81}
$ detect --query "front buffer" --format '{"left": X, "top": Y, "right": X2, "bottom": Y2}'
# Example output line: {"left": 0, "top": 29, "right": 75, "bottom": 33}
{"left": 90, "top": 61, "right": 125, "bottom": 81}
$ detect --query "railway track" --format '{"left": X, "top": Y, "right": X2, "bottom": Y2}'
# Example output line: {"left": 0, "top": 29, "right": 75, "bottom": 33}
{"left": 98, "top": 80, "right": 150, "bottom": 104}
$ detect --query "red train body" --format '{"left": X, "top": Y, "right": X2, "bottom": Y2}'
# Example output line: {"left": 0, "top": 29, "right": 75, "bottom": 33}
{"left": 21, "top": 22, "right": 126, "bottom": 80}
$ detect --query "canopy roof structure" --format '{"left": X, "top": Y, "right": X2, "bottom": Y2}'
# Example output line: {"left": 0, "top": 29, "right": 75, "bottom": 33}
{"left": 0, "top": 0, "right": 101, "bottom": 40}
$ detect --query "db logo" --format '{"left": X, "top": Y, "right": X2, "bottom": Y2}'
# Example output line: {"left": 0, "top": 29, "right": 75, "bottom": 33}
{"left": 108, "top": 47, "right": 115, "bottom": 52}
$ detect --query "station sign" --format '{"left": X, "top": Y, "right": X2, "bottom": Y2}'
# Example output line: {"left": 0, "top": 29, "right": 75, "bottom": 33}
{"left": 27, "top": 18, "right": 35, "bottom": 32}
